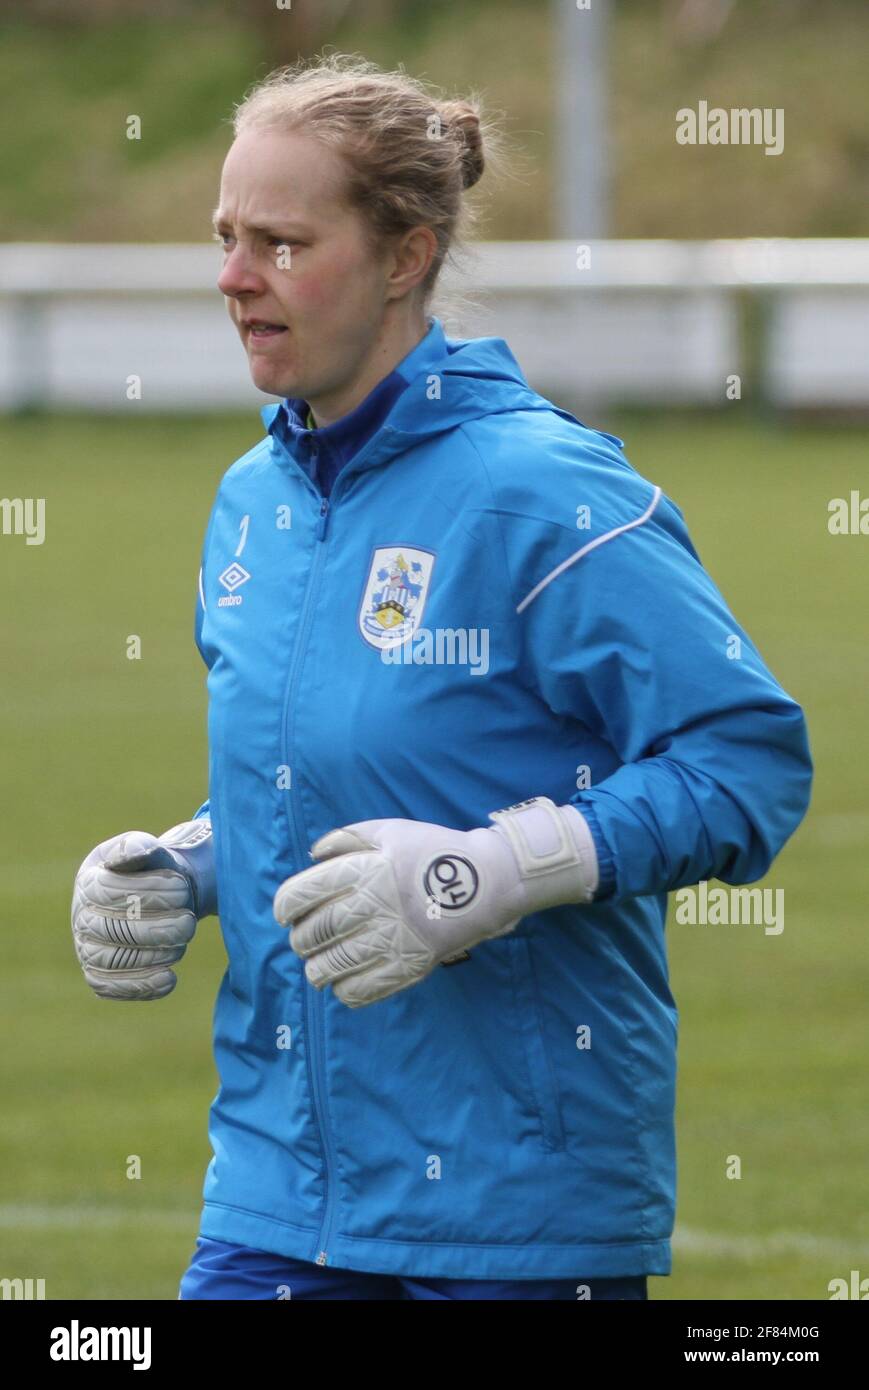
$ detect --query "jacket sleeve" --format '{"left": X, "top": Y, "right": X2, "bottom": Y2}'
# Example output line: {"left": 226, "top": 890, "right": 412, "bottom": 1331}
{"left": 504, "top": 453, "right": 813, "bottom": 903}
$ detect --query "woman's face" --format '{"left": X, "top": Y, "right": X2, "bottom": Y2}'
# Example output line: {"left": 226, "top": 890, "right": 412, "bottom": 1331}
{"left": 214, "top": 127, "right": 396, "bottom": 403}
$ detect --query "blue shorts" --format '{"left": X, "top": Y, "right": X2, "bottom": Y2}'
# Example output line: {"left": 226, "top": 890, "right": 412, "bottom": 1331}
{"left": 179, "top": 1237, "right": 648, "bottom": 1300}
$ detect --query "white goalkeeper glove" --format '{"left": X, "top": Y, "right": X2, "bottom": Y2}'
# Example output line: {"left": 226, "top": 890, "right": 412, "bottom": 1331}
{"left": 273, "top": 797, "right": 598, "bottom": 1008}
{"left": 71, "top": 818, "right": 216, "bottom": 1001}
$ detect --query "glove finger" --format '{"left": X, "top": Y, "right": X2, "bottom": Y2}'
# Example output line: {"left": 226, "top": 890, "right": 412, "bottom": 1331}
{"left": 76, "top": 864, "right": 193, "bottom": 915}
{"left": 302, "top": 904, "right": 432, "bottom": 990}
{"left": 309, "top": 826, "right": 378, "bottom": 861}
{"left": 104, "top": 836, "right": 181, "bottom": 874}
{"left": 273, "top": 850, "right": 377, "bottom": 926}
{"left": 72, "top": 905, "right": 197, "bottom": 949}
{"left": 76, "top": 830, "right": 156, "bottom": 876}
{"left": 332, "top": 955, "right": 430, "bottom": 1008}
{"left": 82, "top": 964, "right": 178, "bottom": 1001}
{"left": 304, "top": 932, "right": 388, "bottom": 989}
{"left": 289, "top": 886, "right": 383, "bottom": 957}
{"left": 77, "top": 939, "right": 188, "bottom": 972}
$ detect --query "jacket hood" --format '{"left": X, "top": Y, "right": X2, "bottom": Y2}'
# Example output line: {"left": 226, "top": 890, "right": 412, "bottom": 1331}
{"left": 260, "top": 316, "right": 581, "bottom": 474}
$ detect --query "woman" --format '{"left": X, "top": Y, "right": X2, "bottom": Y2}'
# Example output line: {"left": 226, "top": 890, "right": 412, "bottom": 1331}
{"left": 71, "top": 54, "right": 812, "bottom": 1301}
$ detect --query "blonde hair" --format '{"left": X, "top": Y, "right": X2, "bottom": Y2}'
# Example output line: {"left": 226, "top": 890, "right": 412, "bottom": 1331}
{"left": 231, "top": 51, "right": 507, "bottom": 304}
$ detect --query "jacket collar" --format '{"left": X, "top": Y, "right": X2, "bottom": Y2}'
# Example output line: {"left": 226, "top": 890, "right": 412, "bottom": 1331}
{"left": 260, "top": 316, "right": 446, "bottom": 448}
{"left": 259, "top": 314, "right": 557, "bottom": 481}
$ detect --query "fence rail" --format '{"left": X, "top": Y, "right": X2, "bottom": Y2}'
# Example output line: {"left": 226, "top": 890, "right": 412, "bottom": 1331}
{"left": 1, "top": 240, "right": 866, "bottom": 410}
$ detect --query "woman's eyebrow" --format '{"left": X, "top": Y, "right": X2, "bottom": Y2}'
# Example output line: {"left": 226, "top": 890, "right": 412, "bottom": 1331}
{"left": 211, "top": 211, "right": 312, "bottom": 236}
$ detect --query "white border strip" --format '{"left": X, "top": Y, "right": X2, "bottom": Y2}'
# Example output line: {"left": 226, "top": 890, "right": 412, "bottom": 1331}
{"left": 0, "top": 1204, "right": 192, "bottom": 1230}
{"left": 515, "top": 485, "right": 663, "bottom": 614}
{"left": 198, "top": 566, "right": 206, "bottom": 612}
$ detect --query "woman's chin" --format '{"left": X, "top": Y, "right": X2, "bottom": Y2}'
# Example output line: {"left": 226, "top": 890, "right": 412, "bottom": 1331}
{"left": 250, "top": 360, "right": 293, "bottom": 398}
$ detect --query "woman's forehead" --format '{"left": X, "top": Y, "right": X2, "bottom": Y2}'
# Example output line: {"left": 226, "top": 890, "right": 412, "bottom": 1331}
{"left": 219, "top": 129, "right": 348, "bottom": 221}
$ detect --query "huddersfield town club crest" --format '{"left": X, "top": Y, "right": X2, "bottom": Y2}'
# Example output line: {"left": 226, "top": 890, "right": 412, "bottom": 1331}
{"left": 358, "top": 546, "right": 435, "bottom": 651}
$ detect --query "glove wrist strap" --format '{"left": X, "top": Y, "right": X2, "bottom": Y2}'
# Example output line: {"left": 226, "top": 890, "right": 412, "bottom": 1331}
{"left": 488, "top": 797, "right": 599, "bottom": 908}
{"left": 159, "top": 818, "right": 217, "bottom": 919}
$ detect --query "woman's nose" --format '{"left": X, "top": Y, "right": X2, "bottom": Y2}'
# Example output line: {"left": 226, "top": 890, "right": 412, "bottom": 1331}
{"left": 217, "top": 246, "right": 263, "bottom": 299}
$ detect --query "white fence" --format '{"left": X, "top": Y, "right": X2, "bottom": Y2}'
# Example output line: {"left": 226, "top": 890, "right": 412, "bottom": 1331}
{"left": 1, "top": 240, "right": 867, "bottom": 410}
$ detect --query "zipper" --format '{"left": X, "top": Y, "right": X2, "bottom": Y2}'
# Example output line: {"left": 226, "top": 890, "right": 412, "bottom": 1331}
{"left": 277, "top": 453, "right": 344, "bottom": 1265}
{"left": 272, "top": 421, "right": 393, "bottom": 1263}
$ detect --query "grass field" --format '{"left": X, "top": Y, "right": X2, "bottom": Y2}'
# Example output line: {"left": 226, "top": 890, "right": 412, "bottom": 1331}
{"left": 0, "top": 409, "right": 865, "bottom": 1300}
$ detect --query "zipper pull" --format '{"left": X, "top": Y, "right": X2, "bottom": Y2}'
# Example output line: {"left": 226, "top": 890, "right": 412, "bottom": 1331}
{"left": 315, "top": 1250, "right": 328, "bottom": 1266}
{"left": 316, "top": 497, "right": 329, "bottom": 540}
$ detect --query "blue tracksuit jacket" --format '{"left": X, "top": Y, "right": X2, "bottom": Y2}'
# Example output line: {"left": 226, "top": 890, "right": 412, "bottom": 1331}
{"left": 191, "top": 316, "right": 812, "bottom": 1279}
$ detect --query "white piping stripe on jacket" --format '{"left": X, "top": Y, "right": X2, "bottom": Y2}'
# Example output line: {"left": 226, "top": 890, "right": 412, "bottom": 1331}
{"left": 198, "top": 566, "right": 206, "bottom": 612}
{"left": 515, "top": 484, "right": 663, "bottom": 614}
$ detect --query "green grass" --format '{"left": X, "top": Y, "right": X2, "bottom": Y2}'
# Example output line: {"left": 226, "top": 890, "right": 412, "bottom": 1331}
{"left": 0, "top": 410, "right": 865, "bottom": 1299}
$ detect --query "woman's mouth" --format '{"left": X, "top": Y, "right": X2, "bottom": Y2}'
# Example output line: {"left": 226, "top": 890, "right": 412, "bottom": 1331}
{"left": 244, "top": 319, "right": 288, "bottom": 340}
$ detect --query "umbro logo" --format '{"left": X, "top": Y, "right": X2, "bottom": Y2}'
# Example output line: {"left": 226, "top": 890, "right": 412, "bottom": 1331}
{"left": 219, "top": 562, "right": 250, "bottom": 592}
{"left": 218, "top": 561, "right": 251, "bottom": 607}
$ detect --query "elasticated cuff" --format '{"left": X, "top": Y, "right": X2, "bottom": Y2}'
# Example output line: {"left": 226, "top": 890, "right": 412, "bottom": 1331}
{"left": 574, "top": 802, "right": 617, "bottom": 900}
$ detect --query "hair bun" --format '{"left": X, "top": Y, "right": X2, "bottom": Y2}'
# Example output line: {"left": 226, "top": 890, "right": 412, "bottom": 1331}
{"left": 441, "top": 99, "right": 484, "bottom": 190}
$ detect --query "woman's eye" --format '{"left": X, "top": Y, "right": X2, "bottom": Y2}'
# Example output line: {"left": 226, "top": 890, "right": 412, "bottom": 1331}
{"left": 210, "top": 232, "right": 303, "bottom": 252}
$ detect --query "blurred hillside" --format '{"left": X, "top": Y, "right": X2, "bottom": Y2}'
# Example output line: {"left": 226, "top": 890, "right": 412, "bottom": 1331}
{"left": 1, "top": 0, "right": 867, "bottom": 241}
